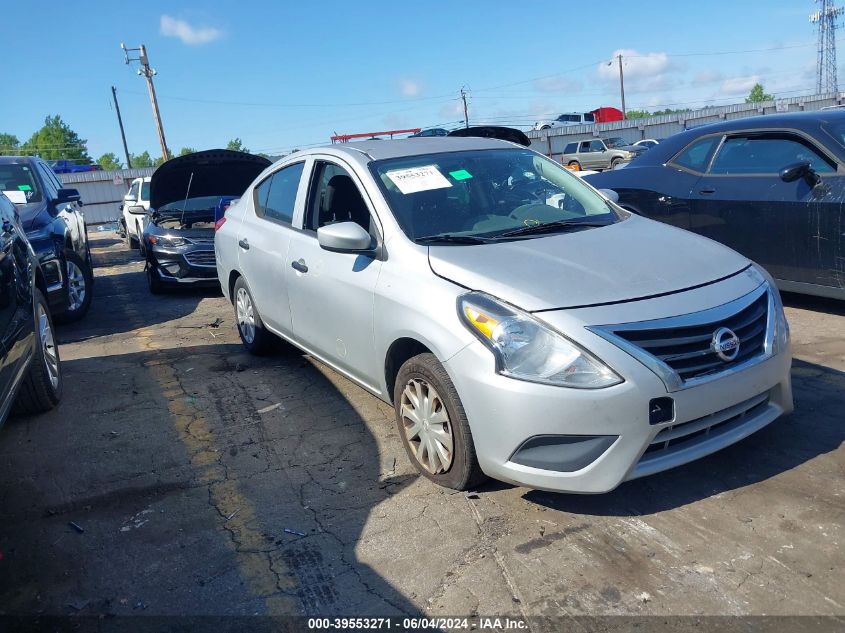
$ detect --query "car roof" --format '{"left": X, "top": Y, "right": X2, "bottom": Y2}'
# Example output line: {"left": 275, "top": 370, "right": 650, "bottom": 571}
{"left": 633, "top": 109, "right": 845, "bottom": 165}
{"left": 314, "top": 136, "right": 519, "bottom": 162}
{"left": 0, "top": 156, "right": 39, "bottom": 165}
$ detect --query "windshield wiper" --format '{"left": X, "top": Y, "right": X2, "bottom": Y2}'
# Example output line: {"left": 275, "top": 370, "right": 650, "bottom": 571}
{"left": 415, "top": 234, "right": 492, "bottom": 245}
{"left": 498, "top": 219, "right": 611, "bottom": 238}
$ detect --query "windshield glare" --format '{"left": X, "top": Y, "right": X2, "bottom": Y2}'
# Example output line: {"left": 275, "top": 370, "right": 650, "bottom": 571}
{"left": 370, "top": 149, "right": 621, "bottom": 242}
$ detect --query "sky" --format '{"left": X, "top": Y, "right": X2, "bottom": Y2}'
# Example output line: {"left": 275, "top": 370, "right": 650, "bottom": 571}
{"left": 0, "top": 1, "right": 831, "bottom": 161}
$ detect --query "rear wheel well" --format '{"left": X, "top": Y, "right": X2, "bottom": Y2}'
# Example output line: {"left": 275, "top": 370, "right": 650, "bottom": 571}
{"left": 227, "top": 270, "right": 241, "bottom": 302}
{"left": 385, "top": 338, "right": 432, "bottom": 404}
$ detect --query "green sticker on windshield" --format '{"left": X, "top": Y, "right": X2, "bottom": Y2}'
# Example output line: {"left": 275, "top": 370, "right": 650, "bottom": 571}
{"left": 17, "top": 185, "right": 31, "bottom": 191}
{"left": 449, "top": 169, "right": 472, "bottom": 181}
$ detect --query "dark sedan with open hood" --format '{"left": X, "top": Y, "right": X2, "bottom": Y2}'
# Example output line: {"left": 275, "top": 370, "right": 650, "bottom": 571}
{"left": 140, "top": 150, "right": 271, "bottom": 293}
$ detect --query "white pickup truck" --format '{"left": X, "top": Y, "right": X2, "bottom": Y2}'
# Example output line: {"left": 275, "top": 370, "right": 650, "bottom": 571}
{"left": 119, "top": 176, "right": 151, "bottom": 250}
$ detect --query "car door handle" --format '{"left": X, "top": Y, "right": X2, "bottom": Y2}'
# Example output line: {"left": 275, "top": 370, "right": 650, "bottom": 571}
{"left": 238, "top": 238, "right": 250, "bottom": 250}
{"left": 291, "top": 259, "right": 308, "bottom": 273}
{"left": 699, "top": 188, "right": 716, "bottom": 195}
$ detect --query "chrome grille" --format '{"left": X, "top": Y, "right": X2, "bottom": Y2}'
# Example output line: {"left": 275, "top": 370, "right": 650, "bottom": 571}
{"left": 642, "top": 391, "right": 770, "bottom": 457}
{"left": 184, "top": 250, "right": 216, "bottom": 267}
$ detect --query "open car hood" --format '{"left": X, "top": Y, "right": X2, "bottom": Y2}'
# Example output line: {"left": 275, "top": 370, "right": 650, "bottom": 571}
{"left": 150, "top": 149, "right": 271, "bottom": 210}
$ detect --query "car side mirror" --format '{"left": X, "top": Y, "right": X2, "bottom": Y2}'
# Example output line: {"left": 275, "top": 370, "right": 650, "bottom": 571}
{"left": 780, "top": 161, "right": 820, "bottom": 186}
{"left": 317, "top": 221, "right": 374, "bottom": 253}
{"left": 128, "top": 205, "right": 147, "bottom": 215}
{"left": 599, "top": 189, "right": 620, "bottom": 203}
{"left": 55, "top": 188, "right": 81, "bottom": 205}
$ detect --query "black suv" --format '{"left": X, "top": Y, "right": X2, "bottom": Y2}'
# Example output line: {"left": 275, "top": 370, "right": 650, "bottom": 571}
{"left": 0, "top": 193, "right": 63, "bottom": 427}
{"left": 0, "top": 157, "right": 93, "bottom": 322}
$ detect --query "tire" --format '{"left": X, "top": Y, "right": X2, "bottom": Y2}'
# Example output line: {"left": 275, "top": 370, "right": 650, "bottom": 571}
{"left": 540, "top": 125, "right": 551, "bottom": 130}
{"left": 54, "top": 249, "right": 93, "bottom": 324}
{"left": 14, "top": 289, "right": 62, "bottom": 414}
{"left": 134, "top": 222, "right": 143, "bottom": 251}
{"left": 393, "top": 353, "right": 486, "bottom": 491}
{"left": 146, "top": 264, "right": 164, "bottom": 294}
{"left": 610, "top": 158, "right": 622, "bottom": 169}
{"left": 567, "top": 161, "right": 581, "bottom": 171}
{"left": 233, "top": 277, "right": 275, "bottom": 355}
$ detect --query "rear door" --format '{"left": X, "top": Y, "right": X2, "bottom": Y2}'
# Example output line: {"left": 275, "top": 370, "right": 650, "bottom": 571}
{"left": 235, "top": 160, "right": 309, "bottom": 337}
{"left": 285, "top": 157, "right": 383, "bottom": 389}
{"left": 690, "top": 131, "right": 840, "bottom": 285}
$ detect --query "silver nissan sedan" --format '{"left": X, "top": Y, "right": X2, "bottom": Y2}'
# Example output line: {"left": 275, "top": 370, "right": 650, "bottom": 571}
{"left": 215, "top": 137, "right": 793, "bottom": 493}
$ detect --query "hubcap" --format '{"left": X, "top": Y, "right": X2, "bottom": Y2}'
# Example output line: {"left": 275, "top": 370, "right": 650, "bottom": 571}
{"left": 66, "top": 260, "right": 86, "bottom": 311}
{"left": 38, "top": 304, "right": 59, "bottom": 389}
{"left": 400, "top": 379, "right": 454, "bottom": 474}
{"left": 236, "top": 287, "right": 255, "bottom": 344}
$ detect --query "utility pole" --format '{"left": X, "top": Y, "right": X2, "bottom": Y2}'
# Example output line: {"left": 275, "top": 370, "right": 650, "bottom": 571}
{"left": 121, "top": 42, "right": 169, "bottom": 161}
{"left": 460, "top": 87, "right": 469, "bottom": 128}
{"left": 111, "top": 86, "right": 132, "bottom": 169}
{"left": 617, "top": 54, "right": 627, "bottom": 118}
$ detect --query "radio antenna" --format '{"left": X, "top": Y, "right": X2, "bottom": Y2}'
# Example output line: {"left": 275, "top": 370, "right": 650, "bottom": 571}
{"left": 180, "top": 172, "right": 194, "bottom": 227}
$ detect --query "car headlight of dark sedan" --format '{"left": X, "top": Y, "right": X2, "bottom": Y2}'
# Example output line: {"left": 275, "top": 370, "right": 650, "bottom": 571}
{"left": 149, "top": 235, "right": 189, "bottom": 248}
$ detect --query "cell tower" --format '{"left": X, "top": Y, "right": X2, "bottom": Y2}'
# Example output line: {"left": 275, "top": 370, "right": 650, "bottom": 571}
{"left": 810, "top": 0, "right": 844, "bottom": 94}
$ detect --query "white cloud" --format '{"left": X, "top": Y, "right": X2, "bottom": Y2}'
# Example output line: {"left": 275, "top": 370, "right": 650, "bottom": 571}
{"left": 533, "top": 76, "right": 583, "bottom": 93}
{"left": 438, "top": 100, "right": 466, "bottom": 119}
{"left": 719, "top": 75, "right": 761, "bottom": 96}
{"left": 160, "top": 15, "right": 222, "bottom": 45}
{"left": 400, "top": 79, "right": 422, "bottom": 97}
{"left": 694, "top": 70, "right": 724, "bottom": 84}
{"left": 597, "top": 49, "right": 671, "bottom": 80}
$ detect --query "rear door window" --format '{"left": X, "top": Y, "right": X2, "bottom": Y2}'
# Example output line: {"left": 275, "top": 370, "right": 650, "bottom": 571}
{"left": 254, "top": 162, "right": 305, "bottom": 225}
{"left": 709, "top": 134, "right": 835, "bottom": 174}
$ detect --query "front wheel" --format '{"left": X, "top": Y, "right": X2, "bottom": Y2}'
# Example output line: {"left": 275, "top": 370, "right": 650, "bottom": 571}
{"left": 610, "top": 158, "right": 622, "bottom": 170}
{"left": 393, "top": 353, "right": 486, "bottom": 491}
{"left": 14, "top": 289, "right": 62, "bottom": 414}
{"left": 54, "top": 250, "right": 93, "bottom": 324}
{"left": 146, "top": 264, "right": 164, "bottom": 294}
{"left": 233, "top": 277, "right": 275, "bottom": 355}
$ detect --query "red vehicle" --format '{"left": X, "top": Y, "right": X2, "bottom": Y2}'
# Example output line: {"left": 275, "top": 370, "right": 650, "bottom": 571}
{"left": 591, "top": 107, "right": 624, "bottom": 123}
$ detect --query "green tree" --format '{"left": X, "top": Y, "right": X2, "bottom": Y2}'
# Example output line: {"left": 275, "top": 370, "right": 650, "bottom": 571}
{"left": 624, "top": 110, "right": 652, "bottom": 120}
{"left": 97, "top": 152, "right": 123, "bottom": 171}
{"left": 0, "top": 133, "right": 20, "bottom": 155}
{"left": 178, "top": 147, "right": 197, "bottom": 156}
{"left": 21, "top": 115, "right": 90, "bottom": 161}
{"left": 226, "top": 138, "right": 249, "bottom": 153}
{"left": 130, "top": 151, "right": 154, "bottom": 168}
{"left": 153, "top": 155, "right": 167, "bottom": 168}
{"left": 745, "top": 83, "right": 774, "bottom": 103}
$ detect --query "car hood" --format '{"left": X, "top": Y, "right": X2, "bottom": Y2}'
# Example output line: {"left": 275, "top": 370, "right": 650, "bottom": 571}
{"left": 150, "top": 149, "right": 271, "bottom": 210}
{"left": 427, "top": 215, "right": 750, "bottom": 311}
{"left": 18, "top": 201, "right": 50, "bottom": 232}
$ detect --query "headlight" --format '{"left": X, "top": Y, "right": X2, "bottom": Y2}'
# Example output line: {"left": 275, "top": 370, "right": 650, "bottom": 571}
{"left": 458, "top": 292, "right": 623, "bottom": 388}
{"left": 751, "top": 265, "right": 790, "bottom": 354}
{"left": 149, "top": 235, "right": 188, "bottom": 247}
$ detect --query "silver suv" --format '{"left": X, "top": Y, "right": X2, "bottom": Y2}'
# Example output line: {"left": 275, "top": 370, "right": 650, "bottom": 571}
{"left": 560, "top": 138, "right": 642, "bottom": 171}
{"left": 215, "top": 137, "right": 793, "bottom": 493}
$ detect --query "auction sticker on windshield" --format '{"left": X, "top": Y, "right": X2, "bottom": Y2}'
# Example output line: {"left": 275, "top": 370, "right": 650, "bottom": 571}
{"left": 386, "top": 165, "right": 452, "bottom": 194}
{"left": 3, "top": 190, "right": 27, "bottom": 204}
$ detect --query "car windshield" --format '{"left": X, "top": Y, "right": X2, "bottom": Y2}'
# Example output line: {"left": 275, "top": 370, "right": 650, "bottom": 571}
{"left": 0, "top": 163, "right": 42, "bottom": 204}
{"left": 604, "top": 137, "right": 628, "bottom": 148}
{"left": 370, "top": 149, "right": 622, "bottom": 242}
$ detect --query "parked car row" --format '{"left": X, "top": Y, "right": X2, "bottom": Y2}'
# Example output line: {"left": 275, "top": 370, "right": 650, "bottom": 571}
{"left": 559, "top": 137, "right": 649, "bottom": 172}
{"left": 0, "top": 192, "right": 63, "bottom": 429}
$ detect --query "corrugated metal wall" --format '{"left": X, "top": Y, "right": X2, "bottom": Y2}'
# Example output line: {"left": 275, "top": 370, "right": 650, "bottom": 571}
{"left": 528, "top": 92, "right": 845, "bottom": 161}
{"left": 58, "top": 168, "right": 154, "bottom": 225}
